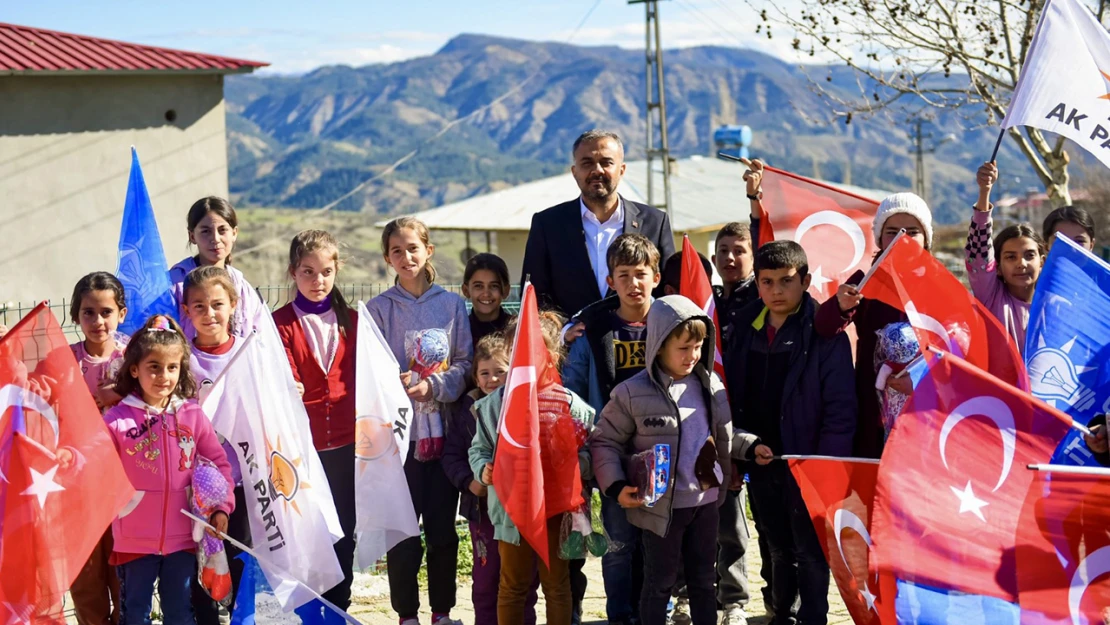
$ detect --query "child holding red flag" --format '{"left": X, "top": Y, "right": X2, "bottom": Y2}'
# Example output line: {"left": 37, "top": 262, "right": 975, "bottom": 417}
{"left": 68, "top": 272, "right": 128, "bottom": 625}
{"left": 969, "top": 161, "right": 1047, "bottom": 354}
{"left": 812, "top": 189, "right": 934, "bottom": 458}
{"left": 105, "top": 315, "right": 235, "bottom": 625}
{"left": 469, "top": 309, "right": 595, "bottom": 625}
{"left": 591, "top": 294, "right": 771, "bottom": 625}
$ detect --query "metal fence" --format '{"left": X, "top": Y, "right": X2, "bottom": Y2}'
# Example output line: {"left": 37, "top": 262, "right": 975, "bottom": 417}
{"left": 1, "top": 284, "right": 524, "bottom": 340}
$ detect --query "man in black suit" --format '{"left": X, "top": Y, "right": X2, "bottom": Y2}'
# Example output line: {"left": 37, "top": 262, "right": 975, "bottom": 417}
{"left": 522, "top": 129, "right": 675, "bottom": 325}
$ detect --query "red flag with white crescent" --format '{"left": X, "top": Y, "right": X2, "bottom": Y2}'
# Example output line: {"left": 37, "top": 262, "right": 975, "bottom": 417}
{"left": 760, "top": 166, "right": 880, "bottom": 301}
{"left": 789, "top": 457, "right": 895, "bottom": 625}
{"left": 493, "top": 284, "right": 553, "bottom": 567}
{"left": 0, "top": 303, "right": 134, "bottom": 623}
{"left": 678, "top": 236, "right": 727, "bottom": 385}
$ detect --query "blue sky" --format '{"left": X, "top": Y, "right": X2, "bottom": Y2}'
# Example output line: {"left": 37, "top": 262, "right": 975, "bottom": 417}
{"left": 4, "top": 0, "right": 803, "bottom": 73}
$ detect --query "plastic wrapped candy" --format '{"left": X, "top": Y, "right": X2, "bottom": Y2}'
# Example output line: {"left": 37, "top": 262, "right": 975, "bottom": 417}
{"left": 628, "top": 444, "right": 670, "bottom": 507}
{"left": 191, "top": 459, "right": 232, "bottom": 605}
{"left": 406, "top": 329, "right": 450, "bottom": 461}
{"left": 873, "top": 322, "right": 921, "bottom": 439}
{"left": 559, "top": 500, "right": 609, "bottom": 560}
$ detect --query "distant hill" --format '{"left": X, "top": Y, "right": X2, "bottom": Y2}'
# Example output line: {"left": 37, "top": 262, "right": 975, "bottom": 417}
{"left": 225, "top": 33, "right": 1036, "bottom": 224}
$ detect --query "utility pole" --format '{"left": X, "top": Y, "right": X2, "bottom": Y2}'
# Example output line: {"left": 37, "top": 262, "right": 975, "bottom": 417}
{"left": 629, "top": 0, "right": 672, "bottom": 218}
{"left": 911, "top": 118, "right": 955, "bottom": 204}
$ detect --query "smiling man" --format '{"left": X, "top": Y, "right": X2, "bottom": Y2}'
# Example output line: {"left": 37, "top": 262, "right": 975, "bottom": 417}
{"left": 521, "top": 130, "right": 675, "bottom": 321}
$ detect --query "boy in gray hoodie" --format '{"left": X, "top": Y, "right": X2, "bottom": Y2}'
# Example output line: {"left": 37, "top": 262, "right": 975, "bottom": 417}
{"left": 590, "top": 295, "right": 772, "bottom": 625}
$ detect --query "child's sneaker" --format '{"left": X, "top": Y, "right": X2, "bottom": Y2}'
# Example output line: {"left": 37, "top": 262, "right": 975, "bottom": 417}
{"left": 399, "top": 619, "right": 420, "bottom": 625}
{"left": 430, "top": 617, "right": 461, "bottom": 625}
{"left": 671, "top": 597, "right": 692, "bottom": 625}
{"left": 719, "top": 604, "right": 748, "bottom": 625}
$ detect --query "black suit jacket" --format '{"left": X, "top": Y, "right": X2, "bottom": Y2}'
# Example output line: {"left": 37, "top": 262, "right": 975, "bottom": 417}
{"left": 521, "top": 196, "right": 675, "bottom": 317}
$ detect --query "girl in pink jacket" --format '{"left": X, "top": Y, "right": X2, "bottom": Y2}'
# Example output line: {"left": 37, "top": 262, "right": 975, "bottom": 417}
{"left": 104, "top": 315, "right": 234, "bottom": 625}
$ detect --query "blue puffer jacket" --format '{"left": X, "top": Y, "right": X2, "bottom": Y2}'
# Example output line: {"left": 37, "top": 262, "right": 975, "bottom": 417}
{"left": 724, "top": 293, "right": 857, "bottom": 457}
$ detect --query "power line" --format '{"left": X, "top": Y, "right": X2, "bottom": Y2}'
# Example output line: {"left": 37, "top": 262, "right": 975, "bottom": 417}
{"left": 236, "top": 0, "right": 605, "bottom": 258}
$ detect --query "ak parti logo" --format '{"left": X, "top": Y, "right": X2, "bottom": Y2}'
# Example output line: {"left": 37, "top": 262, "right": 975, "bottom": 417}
{"left": 1099, "top": 70, "right": 1110, "bottom": 99}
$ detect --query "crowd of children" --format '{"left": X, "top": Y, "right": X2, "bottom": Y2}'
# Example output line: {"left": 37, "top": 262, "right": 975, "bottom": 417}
{"left": 13, "top": 151, "right": 1105, "bottom": 625}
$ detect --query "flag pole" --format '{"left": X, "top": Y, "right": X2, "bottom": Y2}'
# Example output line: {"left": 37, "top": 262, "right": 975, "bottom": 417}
{"left": 181, "top": 509, "right": 363, "bottom": 625}
{"left": 854, "top": 230, "right": 906, "bottom": 292}
{"left": 989, "top": 127, "right": 1006, "bottom": 163}
{"left": 1027, "top": 464, "right": 1110, "bottom": 476}
{"left": 775, "top": 454, "right": 881, "bottom": 464}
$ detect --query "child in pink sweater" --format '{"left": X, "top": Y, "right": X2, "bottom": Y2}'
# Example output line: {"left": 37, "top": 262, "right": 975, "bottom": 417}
{"left": 967, "top": 162, "right": 1047, "bottom": 355}
{"left": 104, "top": 315, "right": 234, "bottom": 625}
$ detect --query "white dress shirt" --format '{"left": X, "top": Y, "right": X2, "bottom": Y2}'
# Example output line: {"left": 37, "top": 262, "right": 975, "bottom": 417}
{"left": 580, "top": 198, "right": 624, "bottom": 298}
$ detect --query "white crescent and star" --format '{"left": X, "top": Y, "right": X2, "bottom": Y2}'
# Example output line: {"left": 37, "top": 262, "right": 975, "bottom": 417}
{"left": 0, "top": 384, "right": 59, "bottom": 448}
{"left": 793, "top": 211, "right": 868, "bottom": 290}
{"left": 833, "top": 507, "right": 877, "bottom": 613}
{"left": 905, "top": 301, "right": 964, "bottom": 357}
{"left": 21, "top": 463, "right": 64, "bottom": 509}
{"left": 1069, "top": 544, "right": 1110, "bottom": 625}
{"left": 497, "top": 365, "right": 536, "bottom": 450}
{"left": 937, "top": 396, "right": 1017, "bottom": 522}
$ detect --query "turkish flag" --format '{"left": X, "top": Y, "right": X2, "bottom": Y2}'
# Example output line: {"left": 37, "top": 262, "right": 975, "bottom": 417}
{"left": 760, "top": 166, "right": 880, "bottom": 300}
{"left": 678, "top": 235, "right": 726, "bottom": 385}
{"left": 1015, "top": 467, "right": 1110, "bottom": 624}
{"left": 493, "top": 284, "right": 558, "bottom": 567}
{"left": 789, "top": 457, "right": 896, "bottom": 625}
{"left": 0, "top": 303, "right": 135, "bottom": 622}
{"left": 871, "top": 352, "right": 1074, "bottom": 602}
{"left": 859, "top": 234, "right": 1028, "bottom": 390}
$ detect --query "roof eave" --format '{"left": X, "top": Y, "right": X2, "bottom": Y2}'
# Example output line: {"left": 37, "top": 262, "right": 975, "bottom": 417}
{"left": 0, "top": 66, "right": 265, "bottom": 77}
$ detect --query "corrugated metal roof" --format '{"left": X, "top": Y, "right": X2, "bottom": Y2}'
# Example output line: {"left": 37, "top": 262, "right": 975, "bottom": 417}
{"left": 383, "top": 156, "right": 892, "bottom": 233}
{"left": 0, "top": 22, "right": 267, "bottom": 75}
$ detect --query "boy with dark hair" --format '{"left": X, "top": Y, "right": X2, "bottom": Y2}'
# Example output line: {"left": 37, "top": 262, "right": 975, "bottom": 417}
{"left": 590, "top": 295, "right": 773, "bottom": 625}
{"left": 725, "top": 240, "right": 857, "bottom": 625}
{"left": 564, "top": 232, "right": 661, "bottom": 625}
{"left": 661, "top": 249, "right": 713, "bottom": 295}
{"left": 712, "top": 222, "right": 759, "bottom": 341}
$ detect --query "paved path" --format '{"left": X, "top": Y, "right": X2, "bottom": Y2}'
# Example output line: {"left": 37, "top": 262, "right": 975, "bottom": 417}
{"left": 350, "top": 526, "right": 853, "bottom": 625}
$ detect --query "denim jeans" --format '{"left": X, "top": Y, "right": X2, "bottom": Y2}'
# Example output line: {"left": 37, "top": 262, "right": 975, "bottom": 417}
{"left": 117, "top": 551, "right": 196, "bottom": 625}
{"left": 600, "top": 494, "right": 644, "bottom": 623}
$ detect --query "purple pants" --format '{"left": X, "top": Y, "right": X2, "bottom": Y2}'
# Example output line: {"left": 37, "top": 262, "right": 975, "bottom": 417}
{"left": 471, "top": 508, "right": 539, "bottom": 625}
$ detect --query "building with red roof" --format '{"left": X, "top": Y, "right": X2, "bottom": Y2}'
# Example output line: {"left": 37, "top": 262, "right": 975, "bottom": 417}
{"left": 0, "top": 23, "right": 267, "bottom": 302}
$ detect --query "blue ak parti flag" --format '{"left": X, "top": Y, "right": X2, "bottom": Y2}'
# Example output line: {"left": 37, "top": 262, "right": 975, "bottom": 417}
{"left": 1025, "top": 234, "right": 1110, "bottom": 467}
{"left": 115, "top": 147, "right": 175, "bottom": 335}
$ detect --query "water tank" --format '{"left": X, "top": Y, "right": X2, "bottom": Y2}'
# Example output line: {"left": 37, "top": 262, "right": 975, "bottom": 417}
{"left": 713, "top": 125, "right": 753, "bottom": 160}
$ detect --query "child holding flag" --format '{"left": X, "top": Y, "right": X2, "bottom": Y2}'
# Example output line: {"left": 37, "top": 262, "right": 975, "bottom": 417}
{"left": 563, "top": 233, "right": 660, "bottom": 625}
{"left": 813, "top": 191, "right": 934, "bottom": 458}
{"left": 273, "top": 229, "right": 360, "bottom": 613}
{"left": 728, "top": 241, "right": 857, "bottom": 625}
{"left": 591, "top": 294, "right": 772, "bottom": 625}
{"left": 180, "top": 266, "right": 252, "bottom": 624}
{"left": 469, "top": 310, "right": 595, "bottom": 625}
{"left": 105, "top": 315, "right": 235, "bottom": 625}
{"left": 368, "top": 216, "right": 472, "bottom": 625}
{"left": 170, "top": 197, "right": 266, "bottom": 339}
{"left": 443, "top": 335, "right": 539, "bottom": 625}
{"left": 68, "top": 272, "right": 128, "bottom": 625}
{"left": 968, "top": 161, "right": 1047, "bottom": 354}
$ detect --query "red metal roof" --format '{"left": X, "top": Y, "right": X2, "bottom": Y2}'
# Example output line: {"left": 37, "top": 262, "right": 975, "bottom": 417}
{"left": 0, "top": 22, "right": 267, "bottom": 75}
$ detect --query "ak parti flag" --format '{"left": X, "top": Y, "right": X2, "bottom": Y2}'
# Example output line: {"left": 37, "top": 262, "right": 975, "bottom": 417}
{"left": 871, "top": 352, "right": 1074, "bottom": 603}
{"left": 788, "top": 457, "right": 895, "bottom": 625}
{"left": 759, "top": 165, "right": 880, "bottom": 300}
{"left": 115, "top": 148, "right": 175, "bottom": 334}
{"left": 858, "top": 233, "right": 1028, "bottom": 390}
{"left": 0, "top": 303, "right": 134, "bottom": 622}
{"left": 1016, "top": 466, "right": 1110, "bottom": 624}
{"left": 678, "top": 235, "right": 726, "bottom": 384}
{"left": 493, "top": 283, "right": 556, "bottom": 567}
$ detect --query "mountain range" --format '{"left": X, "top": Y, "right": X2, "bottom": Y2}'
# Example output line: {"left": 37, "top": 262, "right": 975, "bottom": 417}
{"left": 225, "top": 33, "right": 1035, "bottom": 225}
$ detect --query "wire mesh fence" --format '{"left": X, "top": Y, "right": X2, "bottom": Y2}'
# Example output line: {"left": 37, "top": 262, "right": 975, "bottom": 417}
{"left": 1, "top": 284, "right": 524, "bottom": 341}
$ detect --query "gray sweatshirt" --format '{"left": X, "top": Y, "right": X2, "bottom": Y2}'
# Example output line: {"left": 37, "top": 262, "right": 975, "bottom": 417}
{"left": 365, "top": 284, "right": 473, "bottom": 404}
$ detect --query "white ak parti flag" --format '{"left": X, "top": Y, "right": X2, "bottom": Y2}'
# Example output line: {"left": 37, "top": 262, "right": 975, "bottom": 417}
{"left": 202, "top": 317, "right": 345, "bottom": 610}
{"left": 353, "top": 301, "right": 418, "bottom": 569}
{"left": 1003, "top": 0, "right": 1110, "bottom": 168}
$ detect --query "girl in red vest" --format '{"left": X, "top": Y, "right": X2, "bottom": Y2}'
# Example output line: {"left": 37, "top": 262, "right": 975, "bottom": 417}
{"left": 272, "top": 229, "right": 359, "bottom": 616}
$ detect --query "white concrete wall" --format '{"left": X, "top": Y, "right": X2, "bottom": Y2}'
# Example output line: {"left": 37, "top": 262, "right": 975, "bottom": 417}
{"left": 0, "top": 74, "right": 230, "bottom": 305}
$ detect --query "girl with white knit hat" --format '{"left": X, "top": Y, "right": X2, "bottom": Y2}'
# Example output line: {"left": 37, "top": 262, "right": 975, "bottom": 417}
{"left": 812, "top": 192, "right": 934, "bottom": 458}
